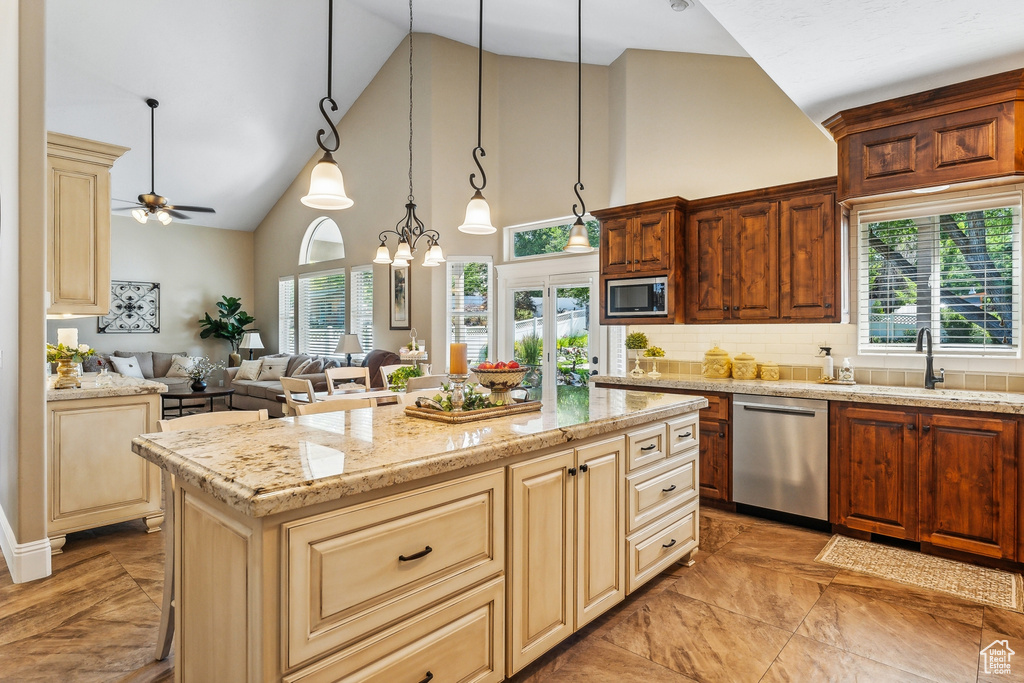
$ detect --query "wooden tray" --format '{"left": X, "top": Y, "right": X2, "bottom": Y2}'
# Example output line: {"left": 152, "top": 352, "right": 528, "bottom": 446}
{"left": 404, "top": 400, "right": 542, "bottom": 424}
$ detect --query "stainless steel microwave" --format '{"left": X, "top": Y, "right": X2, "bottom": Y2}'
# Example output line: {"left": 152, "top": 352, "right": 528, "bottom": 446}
{"left": 605, "top": 276, "right": 668, "bottom": 317}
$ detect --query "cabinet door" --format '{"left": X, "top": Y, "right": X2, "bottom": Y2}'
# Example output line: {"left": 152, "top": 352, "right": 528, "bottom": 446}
{"left": 919, "top": 414, "right": 1017, "bottom": 559}
{"left": 507, "top": 450, "right": 575, "bottom": 675}
{"left": 730, "top": 202, "right": 778, "bottom": 320}
{"left": 632, "top": 211, "right": 673, "bottom": 273}
{"left": 698, "top": 420, "right": 730, "bottom": 503}
{"left": 780, "top": 192, "right": 837, "bottom": 320}
{"left": 685, "top": 208, "right": 728, "bottom": 322}
{"left": 832, "top": 405, "right": 918, "bottom": 540}
{"left": 601, "top": 217, "right": 632, "bottom": 274}
{"left": 575, "top": 437, "right": 625, "bottom": 629}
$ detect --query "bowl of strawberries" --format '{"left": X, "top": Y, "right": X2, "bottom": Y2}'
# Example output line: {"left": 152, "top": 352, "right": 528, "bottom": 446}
{"left": 471, "top": 361, "right": 529, "bottom": 405}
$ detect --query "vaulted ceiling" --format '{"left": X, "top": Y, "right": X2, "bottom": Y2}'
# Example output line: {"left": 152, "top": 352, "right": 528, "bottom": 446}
{"left": 45, "top": 0, "right": 1024, "bottom": 231}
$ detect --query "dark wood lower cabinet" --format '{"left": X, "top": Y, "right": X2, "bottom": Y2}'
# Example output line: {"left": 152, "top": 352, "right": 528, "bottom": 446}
{"left": 832, "top": 402, "right": 1019, "bottom": 562}
{"left": 698, "top": 419, "right": 730, "bottom": 503}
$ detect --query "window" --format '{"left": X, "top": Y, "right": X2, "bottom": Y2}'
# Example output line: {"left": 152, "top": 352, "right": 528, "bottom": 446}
{"left": 505, "top": 216, "right": 600, "bottom": 260}
{"left": 857, "top": 192, "right": 1022, "bottom": 355}
{"left": 278, "top": 276, "right": 295, "bottom": 354}
{"left": 300, "top": 217, "right": 345, "bottom": 265}
{"left": 350, "top": 265, "right": 374, "bottom": 363}
{"left": 447, "top": 258, "right": 492, "bottom": 367}
{"left": 298, "top": 269, "right": 346, "bottom": 356}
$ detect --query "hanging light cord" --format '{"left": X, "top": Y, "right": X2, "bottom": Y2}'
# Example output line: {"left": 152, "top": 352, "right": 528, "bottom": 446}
{"left": 315, "top": 0, "right": 341, "bottom": 154}
{"left": 149, "top": 101, "right": 156, "bottom": 194}
{"left": 572, "top": 0, "right": 586, "bottom": 221}
{"left": 408, "top": 0, "right": 414, "bottom": 201}
{"left": 469, "top": 0, "right": 487, "bottom": 191}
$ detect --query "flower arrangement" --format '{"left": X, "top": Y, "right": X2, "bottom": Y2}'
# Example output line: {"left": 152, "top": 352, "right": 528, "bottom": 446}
{"left": 46, "top": 342, "right": 96, "bottom": 363}
{"left": 644, "top": 346, "right": 665, "bottom": 358}
{"left": 430, "top": 382, "right": 490, "bottom": 411}
{"left": 184, "top": 356, "right": 227, "bottom": 381}
{"left": 625, "top": 332, "right": 649, "bottom": 350}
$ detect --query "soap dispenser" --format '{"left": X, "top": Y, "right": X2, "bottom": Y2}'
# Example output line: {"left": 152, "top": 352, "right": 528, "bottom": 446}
{"left": 839, "top": 357, "right": 855, "bottom": 383}
{"left": 818, "top": 346, "right": 833, "bottom": 381}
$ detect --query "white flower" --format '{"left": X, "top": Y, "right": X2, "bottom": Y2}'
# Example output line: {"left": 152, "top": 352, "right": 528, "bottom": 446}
{"left": 77, "top": 343, "right": 90, "bottom": 353}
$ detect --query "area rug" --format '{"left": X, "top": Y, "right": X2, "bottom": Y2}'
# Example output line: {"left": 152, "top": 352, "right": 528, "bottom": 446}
{"left": 815, "top": 534, "right": 1024, "bottom": 613}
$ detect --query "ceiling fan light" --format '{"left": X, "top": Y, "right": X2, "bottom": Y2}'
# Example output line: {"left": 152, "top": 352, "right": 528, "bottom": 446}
{"left": 563, "top": 218, "right": 594, "bottom": 253}
{"left": 132, "top": 208, "right": 149, "bottom": 224}
{"left": 301, "top": 153, "right": 354, "bottom": 210}
{"left": 394, "top": 240, "right": 413, "bottom": 262}
{"left": 458, "top": 190, "right": 496, "bottom": 234}
{"left": 156, "top": 210, "right": 172, "bottom": 226}
{"left": 373, "top": 243, "right": 393, "bottom": 264}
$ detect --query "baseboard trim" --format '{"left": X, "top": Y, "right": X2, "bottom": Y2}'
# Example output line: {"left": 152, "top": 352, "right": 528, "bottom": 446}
{"left": 0, "top": 501, "right": 51, "bottom": 583}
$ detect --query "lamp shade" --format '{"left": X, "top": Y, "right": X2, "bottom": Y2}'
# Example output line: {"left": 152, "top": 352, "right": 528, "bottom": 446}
{"left": 132, "top": 208, "right": 148, "bottom": 224}
{"left": 563, "top": 218, "right": 594, "bottom": 253}
{"left": 394, "top": 240, "right": 413, "bottom": 262}
{"left": 457, "top": 190, "right": 496, "bottom": 234}
{"left": 239, "top": 331, "right": 264, "bottom": 350}
{"left": 335, "top": 333, "right": 363, "bottom": 355}
{"left": 156, "top": 210, "right": 172, "bottom": 226}
{"left": 301, "top": 152, "right": 354, "bottom": 210}
{"left": 373, "top": 243, "right": 393, "bottom": 264}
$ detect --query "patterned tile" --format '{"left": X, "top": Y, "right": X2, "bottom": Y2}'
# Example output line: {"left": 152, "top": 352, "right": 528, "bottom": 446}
{"left": 762, "top": 634, "right": 933, "bottom": 682}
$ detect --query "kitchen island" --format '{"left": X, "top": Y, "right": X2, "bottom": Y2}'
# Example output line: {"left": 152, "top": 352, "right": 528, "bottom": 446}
{"left": 132, "top": 386, "right": 706, "bottom": 682}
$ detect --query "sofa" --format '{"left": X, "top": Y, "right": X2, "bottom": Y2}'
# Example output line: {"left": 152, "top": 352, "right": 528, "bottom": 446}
{"left": 84, "top": 350, "right": 193, "bottom": 390}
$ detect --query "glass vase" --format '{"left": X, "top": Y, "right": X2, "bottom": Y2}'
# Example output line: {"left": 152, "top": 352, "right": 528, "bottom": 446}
{"left": 54, "top": 359, "right": 81, "bottom": 389}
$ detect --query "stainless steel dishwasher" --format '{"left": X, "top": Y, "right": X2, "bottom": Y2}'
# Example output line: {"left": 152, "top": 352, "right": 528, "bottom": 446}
{"left": 732, "top": 394, "right": 829, "bottom": 520}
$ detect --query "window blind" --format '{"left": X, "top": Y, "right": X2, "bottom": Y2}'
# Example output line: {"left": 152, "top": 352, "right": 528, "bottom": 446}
{"left": 857, "top": 193, "right": 1022, "bottom": 355}
{"left": 447, "top": 259, "right": 492, "bottom": 367}
{"left": 298, "top": 269, "right": 346, "bottom": 356}
{"left": 350, "top": 265, "right": 374, "bottom": 363}
{"left": 278, "top": 276, "right": 296, "bottom": 354}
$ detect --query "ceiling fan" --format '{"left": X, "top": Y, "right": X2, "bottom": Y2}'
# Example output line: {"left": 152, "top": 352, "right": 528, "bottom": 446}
{"left": 114, "top": 98, "right": 216, "bottom": 225}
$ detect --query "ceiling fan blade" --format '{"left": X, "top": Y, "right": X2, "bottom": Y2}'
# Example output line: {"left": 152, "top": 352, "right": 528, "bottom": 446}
{"left": 165, "top": 209, "right": 190, "bottom": 219}
{"left": 112, "top": 197, "right": 144, "bottom": 204}
{"left": 113, "top": 205, "right": 146, "bottom": 211}
{"left": 168, "top": 204, "right": 216, "bottom": 213}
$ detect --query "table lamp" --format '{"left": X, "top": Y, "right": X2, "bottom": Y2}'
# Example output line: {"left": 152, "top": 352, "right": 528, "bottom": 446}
{"left": 336, "top": 334, "right": 364, "bottom": 367}
{"left": 239, "top": 330, "right": 264, "bottom": 360}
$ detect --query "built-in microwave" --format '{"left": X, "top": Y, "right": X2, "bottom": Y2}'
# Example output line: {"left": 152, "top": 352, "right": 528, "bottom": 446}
{"left": 605, "top": 276, "right": 668, "bottom": 318}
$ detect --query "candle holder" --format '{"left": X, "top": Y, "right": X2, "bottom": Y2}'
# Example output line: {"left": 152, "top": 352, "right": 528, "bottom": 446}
{"left": 448, "top": 373, "right": 469, "bottom": 411}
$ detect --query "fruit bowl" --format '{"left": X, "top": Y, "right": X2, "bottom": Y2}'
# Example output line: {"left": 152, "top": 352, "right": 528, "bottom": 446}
{"left": 470, "top": 366, "right": 529, "bottom": 405}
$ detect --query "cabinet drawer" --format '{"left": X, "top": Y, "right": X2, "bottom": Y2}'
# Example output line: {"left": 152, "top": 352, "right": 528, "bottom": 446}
{"left": 626, "top": 423, "right": 668, "bottom": 472}
{"left": 284, "top": 469, "right": 505, "bottom": 667}
{"left": 627, "top": 498, "right": 698, "bottom": 594}
{"left": 667, "top": 414, "right": 699, "bottom": 455}
{"left": 285, "top": 578, "right": 504, "bottom": 683}
{"left": 700, "top": 394, "right": 729, "bottom": 421}
{"left": 626, "top": 451, "right": 698, "bottom": 533}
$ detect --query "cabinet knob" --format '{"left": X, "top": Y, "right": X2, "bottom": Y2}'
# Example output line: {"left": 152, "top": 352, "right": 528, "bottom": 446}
{"left": 824, "top": 303, "right": 832, "bottom": 309}
{"left": 733, "top": 306, "right": 739, "bottom": 311}
{"left": 568, "top": 467, "right": 577, "bottom": 476}
{"left": 398, "top": 546, "right": 433, "bottom": 562}
{"left": 907, "top": 424, "right": 916, "bottom": 431}
{"left": 922, "top": 425, "right": 931, "bottom": 433}
{"left": 723, "top": 305, "right": 729, "bottom": 311}
{"left": 718, "top": 432, "right": 725, "bottom": 438}
{"left": 580, "top": 463, "right": 589, "bottom": 473}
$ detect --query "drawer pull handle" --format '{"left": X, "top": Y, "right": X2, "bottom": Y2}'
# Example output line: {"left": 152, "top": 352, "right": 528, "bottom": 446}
{"left": 419, "top": 673, "right": 434, "bottom": 683}
{"left": 399, "top": 546, "right": 433, "bottom": 562}
{"left": 640, "top": 444, "right": 658, "bottom": 451}
{"left": 662, "top": 539, "right": 677, "bottom": 549}
{"left": 662, "top": 484, "right": 677, "bottom": 493}
{"left": 678, "top": 432, "right": 691, "bottom": 439}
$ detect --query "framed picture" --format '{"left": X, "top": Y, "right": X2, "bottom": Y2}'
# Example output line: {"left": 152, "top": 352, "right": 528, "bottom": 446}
{"left": 97, "top": 281, "right": 160, "bottom": 333}
{"left": 390, "top": 262, "right": 411, "bottom": 330}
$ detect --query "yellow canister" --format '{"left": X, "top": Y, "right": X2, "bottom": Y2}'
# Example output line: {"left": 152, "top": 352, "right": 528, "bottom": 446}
{"left": 701, "top": 346, "right": 732, "bottom": 379}
{"left": 759, "top": 361, "right": 780, "bottom": 381}
{"left": 732, "top": 352, "right": 758, "bottom": 380}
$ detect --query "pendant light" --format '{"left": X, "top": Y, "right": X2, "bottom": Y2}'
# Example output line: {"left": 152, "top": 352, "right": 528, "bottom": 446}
{"left": 564, "top": 0, "right": 594, "bottom": 254}
{"left": 457, "top": 0, "right": 496, "bottom": 235}
{"left": 373, "top": 0, "right": 445, "bottom": 268}
{"left": 301, "top": 0, "right": 354, "bottom": 210}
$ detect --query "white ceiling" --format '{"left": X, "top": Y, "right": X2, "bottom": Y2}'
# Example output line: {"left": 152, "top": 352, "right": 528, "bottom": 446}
{"left": 45, "top": 1, "right": 1024, "bottom": 232}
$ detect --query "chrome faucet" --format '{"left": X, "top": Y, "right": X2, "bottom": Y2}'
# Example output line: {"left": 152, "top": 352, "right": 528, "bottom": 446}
{"left": 915, "top": 328, "right": 945, "bottom": 390}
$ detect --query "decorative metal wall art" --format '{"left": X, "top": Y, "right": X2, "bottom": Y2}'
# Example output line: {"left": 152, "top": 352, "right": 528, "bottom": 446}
{"left": 97, "top": 280, "right": 160, "bottom": 333}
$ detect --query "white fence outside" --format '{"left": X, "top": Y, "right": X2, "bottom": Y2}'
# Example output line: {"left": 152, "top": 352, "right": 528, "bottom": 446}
{"left": 513, "top": 309, "right": 588, "bottom": 341}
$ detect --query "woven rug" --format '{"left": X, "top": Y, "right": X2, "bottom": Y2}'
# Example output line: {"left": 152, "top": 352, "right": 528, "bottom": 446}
{"left": 815, "top": 535, "right": 1024, "bottom": 613}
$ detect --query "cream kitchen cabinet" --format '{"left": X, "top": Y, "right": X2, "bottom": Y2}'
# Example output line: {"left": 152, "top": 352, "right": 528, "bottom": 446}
{"left": 46, "top": 132, "right": 128, "bottom": 316}
{"left": 507, "top": 435, "right": 626, "bottom": 676}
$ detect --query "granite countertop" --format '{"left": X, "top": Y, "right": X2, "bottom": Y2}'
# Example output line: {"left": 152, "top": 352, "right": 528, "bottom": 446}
{"left": 132, "top": 387, "right": 706, "bottom": 518}
{"left": 46, "top": 373, "right": 168, "bottom": 401}
{"left": 592, "top": 373, "right": 1024, "bottom": 414}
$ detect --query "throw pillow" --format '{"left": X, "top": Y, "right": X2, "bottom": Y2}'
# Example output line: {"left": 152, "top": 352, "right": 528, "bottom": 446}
{"left": 115, "top": 350, "right": 155, "bottom": 378}
{"left": 304, "top": 358, "right": 325, "bottom": 374}
{"left": 236, "top": 359, "right": 263, "bottom": 381}
{"left": 257, "top": 357, "right": 290, "bottom": 381}
{"left": 110, "top": 355, "right": 145, "bottom": 379}
{"left": 152, "top": 351, "right": 187, "bottom": 378}
{"left": 323, "top": 358, "right": 340, "bottom": 370}
{"left": 285, "top": 354, "right": 312, "bottom": 377}
{"left": 290, "top": 359, "right": 313, "bottom": 376}
{"left": 166, "top": 355, "right": 195, "bottom": 378}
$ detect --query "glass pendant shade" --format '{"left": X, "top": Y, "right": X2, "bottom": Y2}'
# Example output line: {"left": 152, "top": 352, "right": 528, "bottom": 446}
{"left": 427, "top": 243, "right": 445, "bottom": 263}
{"left": 301, "top": 152, "right": 354, "bottom": 210}
{"left": 392, "top": 258, "right": 410, "bottom": 267}
{"left": 132, "top": 208, "right": 148, "bottom": 224}
{"left": 423, "top": 251, "right": 439, "bottom": 267}
{"left": 394, "top": 240, "right": 413, "bottom": 262}
{"left": 373, "top": 243, "right": 393, "bottom": 264}
{"left": 458, "top": 190, "right": 496, "bottom": 234}
{"left": 563, "top": 218, "right": 593, "bottom": 253}
{"left": 156, "top": 210, "right": 172, "bottom": 226}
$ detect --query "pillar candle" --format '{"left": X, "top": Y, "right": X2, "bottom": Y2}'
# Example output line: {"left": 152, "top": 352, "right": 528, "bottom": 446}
{"left": 450, "top": 343, "right": 468, "bottom": 375}
{"left": 57, "top": 328, "right": 78, "bottom": 349}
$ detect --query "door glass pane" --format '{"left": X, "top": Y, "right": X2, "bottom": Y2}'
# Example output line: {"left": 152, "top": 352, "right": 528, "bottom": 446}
{"left": 555, "top": 285, "right": 591, "bottom": 386}
{"left": 512, "top": 288, "right": 544, "bottom": 399}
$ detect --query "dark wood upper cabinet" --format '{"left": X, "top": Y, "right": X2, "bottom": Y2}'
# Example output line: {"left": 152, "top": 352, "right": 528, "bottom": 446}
{"left": 780, "top": 192, "right": 837, "bottom": 319}
{"left": 601, "top": 217, "right": 631, "bottom": 275}
{"left": 824, "top": 69, "right": 1024, "bottom": 202}
{"left": 685, "top": 207, "right": 728, "bottom": 323}
{"left": 731, "top": 202, "right": 778, "bottom": 320}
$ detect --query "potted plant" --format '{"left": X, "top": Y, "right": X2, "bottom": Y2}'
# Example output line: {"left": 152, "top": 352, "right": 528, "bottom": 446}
{"left": 625, "top": 331, "right": 649, "bottom": 360}
{"left": 387, "top": 365, "right": 423, "bottom": 391}
{"left": 184, "top": 356, "right": 227, "bottom": 392}
{"left": 644, "top": 345, "right": 665, "bottom": 378}
{"left": 198, "top": 296, "right": 255, "bottom": 366}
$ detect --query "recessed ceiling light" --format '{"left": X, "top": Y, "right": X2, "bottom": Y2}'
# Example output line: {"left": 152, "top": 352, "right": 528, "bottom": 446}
{"left": 911, "top": 184, "right": 951, "bottom": 194}
{"left": 668, "top": 0, "right": 692, "bottom": 11}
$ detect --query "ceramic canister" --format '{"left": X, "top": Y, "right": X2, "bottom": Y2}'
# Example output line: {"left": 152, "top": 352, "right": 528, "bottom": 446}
{"left": 732, "top": 352, "right": 758, "bottom": 380}
{"left": 701, "top": 346, "right": 732, "bottom": 379}
{"left": 759, "top": 361, "right": 780, "bottom": 381}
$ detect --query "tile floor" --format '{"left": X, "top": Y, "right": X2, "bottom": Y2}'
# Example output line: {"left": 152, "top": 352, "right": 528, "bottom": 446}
{"left": 2, "top": 508, "right": 1021, "bottom": 682}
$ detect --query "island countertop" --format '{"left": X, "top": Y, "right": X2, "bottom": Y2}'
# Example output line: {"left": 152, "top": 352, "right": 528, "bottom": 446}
{"left": 46, "top": 373, "right": 168, "bottom": 401}
{"left": 131, "top": 387, "right": 706, "bottom": 518}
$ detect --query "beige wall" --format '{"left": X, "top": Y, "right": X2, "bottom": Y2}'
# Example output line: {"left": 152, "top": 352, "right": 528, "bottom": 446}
{"left": 46, "top": 216, "right": 254, "bottom": 372}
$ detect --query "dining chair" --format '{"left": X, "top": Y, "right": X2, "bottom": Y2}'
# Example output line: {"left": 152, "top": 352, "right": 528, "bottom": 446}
{"left": 378, "top": 363, "right": 413, "bottom": 389}
{"left": 280, "top": 376, "right": 318, "bottom": 410}
{"left": 154, "top": 409, "right": 269, "bottom": 661}
{"left": 292, "top": 396, "right": 376, "bottom": 415}
{"left": 404, "top": 374, "right": 447, "bottom": 392}
{"left": 325, "top": 366, "right": 372, "bottom": 394}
